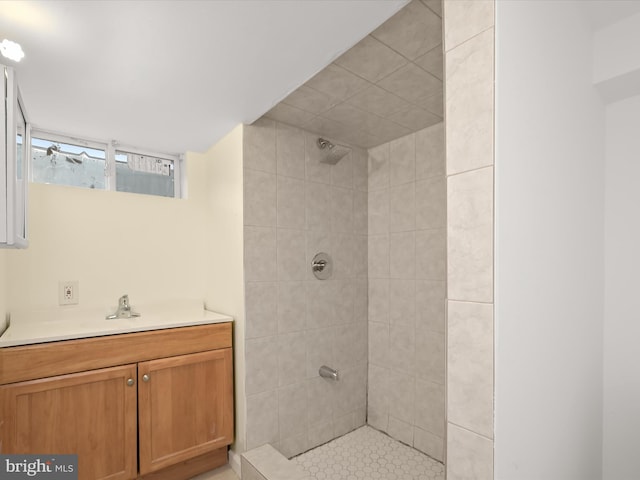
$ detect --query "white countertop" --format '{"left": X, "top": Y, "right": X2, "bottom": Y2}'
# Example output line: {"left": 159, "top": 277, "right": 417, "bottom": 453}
{"left": 0, "top": 300, "right": 233, "bottom": 348}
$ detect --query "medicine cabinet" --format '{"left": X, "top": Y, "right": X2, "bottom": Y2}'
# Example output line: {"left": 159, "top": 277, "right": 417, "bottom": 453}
{"left": 1, "top": 64, "right": 29, "bottom": 248}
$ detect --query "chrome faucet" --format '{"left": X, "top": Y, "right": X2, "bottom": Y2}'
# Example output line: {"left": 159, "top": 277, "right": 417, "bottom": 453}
{"left": 106, "top": 294, "right": 141, "bottom": 319}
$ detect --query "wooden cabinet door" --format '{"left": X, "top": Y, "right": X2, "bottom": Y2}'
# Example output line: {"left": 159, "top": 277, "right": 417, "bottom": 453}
{"left": 0, "top": 364, "right": 138, "bottom": 480}
{"left": 138, "top": 348, "right": 233, "bottom": 475}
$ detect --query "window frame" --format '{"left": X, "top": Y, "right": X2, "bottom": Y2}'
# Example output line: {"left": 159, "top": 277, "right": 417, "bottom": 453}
{"left": 30, "top": 128, "right": 183, "bottom": 199}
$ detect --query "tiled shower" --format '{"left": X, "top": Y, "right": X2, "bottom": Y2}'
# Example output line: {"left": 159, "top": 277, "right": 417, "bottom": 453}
{"left": 242, "top": 116, "right": 446, "bottom": 461}
{"left": 240, "top": 0, "right": 496, "bottom": 478}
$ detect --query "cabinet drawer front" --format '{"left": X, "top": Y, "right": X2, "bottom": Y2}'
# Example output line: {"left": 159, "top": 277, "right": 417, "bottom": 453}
{"left": 0, "top": 364, "right": 138, "bottom": 480}
{"left": 138, "top": 349, "right": 234, "bottom": 475}
{"left": 0, "top": 322, "right": 232, "bottom": 385}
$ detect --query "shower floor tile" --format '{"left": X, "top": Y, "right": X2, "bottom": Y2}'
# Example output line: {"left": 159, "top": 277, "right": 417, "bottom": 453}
{"left": 293, "top": 426, "right": 444, "bottom": 480}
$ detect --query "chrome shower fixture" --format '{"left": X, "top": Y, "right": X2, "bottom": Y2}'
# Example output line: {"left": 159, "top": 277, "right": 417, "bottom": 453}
{"left": 317, "top": 137, "right": 335, "bottom": 150}
{"left": 316, "top": 137, "right": 351, "bottom": 165}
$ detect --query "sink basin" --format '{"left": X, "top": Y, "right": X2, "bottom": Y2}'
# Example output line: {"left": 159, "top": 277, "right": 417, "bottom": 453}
{"left": 0, "top": 300, "right": 232, "bottom": 347}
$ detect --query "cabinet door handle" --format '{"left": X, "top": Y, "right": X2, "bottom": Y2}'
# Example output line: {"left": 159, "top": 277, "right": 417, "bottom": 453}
{"left": 127, "top": 378, "right": 135, "bottom": 386}
{"left": 142, "top": 374, "right": 150, "bottom": 382}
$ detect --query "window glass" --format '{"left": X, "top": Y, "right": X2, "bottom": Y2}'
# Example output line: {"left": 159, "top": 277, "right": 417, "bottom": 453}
{"left": 115, "top": 151, "right": 175, "bottom": 198}
{"left": 31, "top": 137, "right": 106, "bottom": 190}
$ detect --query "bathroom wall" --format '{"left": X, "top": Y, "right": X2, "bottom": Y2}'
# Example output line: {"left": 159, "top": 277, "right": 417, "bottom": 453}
{"left": 200, "top": 125, "right": 247, "bottom": 462}
{"left": 603, "top": 95, "right": 640, "bottom": 479}
{"left": 494, "top": 1, "right": 605, "bottom": 479}
{"left": 4, "top": 155, "right": 208, "bottom": 312}
{"left": 443, "top": 1, "right": 495, "bottom": 479}
{"left": 366, "top": 122, "right": 446, "bottom": 461}
{"left": 243, "top": 118, "right": 369, "bottom": 458}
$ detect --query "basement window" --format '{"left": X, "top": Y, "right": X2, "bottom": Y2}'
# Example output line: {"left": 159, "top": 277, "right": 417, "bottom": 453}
{"left": 115, "top": 151, "right": 176, "bottom": 198}
{"left": 30, "top": 130, "right": 182, "bottom": 198}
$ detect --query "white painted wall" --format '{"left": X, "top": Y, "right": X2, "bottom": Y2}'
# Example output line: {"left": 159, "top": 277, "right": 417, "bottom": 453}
{"left": 593, "top": 12, "right": 640, "bottom": 103}
{"left": 494, "top": 1, "right": 605, "bottom": 479}
{"left": 602, "top": 95, "right": 640, "bottom": 480}
{"left": 5, "top": 156, "right": 207, "bottom": 312}
{"left": 200, "top": 125, "right": 246, "bottom": 464}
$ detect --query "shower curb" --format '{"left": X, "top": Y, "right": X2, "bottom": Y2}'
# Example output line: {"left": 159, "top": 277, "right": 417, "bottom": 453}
{"left": 241, "top": 444, "right": 311, "bottom": 480}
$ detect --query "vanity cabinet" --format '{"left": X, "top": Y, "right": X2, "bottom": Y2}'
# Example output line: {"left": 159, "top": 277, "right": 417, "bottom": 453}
{"left": 138, "top": 348, "right": 233, "bottom": 475}
{"left": 1, "top": 364, "right": 138, "bottom": 480}
{"left": 0, "top": 322, "right": 233, "bottom": 480}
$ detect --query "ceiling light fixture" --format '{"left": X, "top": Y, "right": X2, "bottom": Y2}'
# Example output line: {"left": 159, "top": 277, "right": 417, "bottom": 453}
{"left": 0, "top": 39, "right": 25, "bottom": 62}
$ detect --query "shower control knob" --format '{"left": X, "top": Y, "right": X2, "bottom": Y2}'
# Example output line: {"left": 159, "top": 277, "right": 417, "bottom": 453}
{"left": 312, "top": 260, "right": 327, "bottom": 272}
{"left": 311, "top": 252, "right": 333, "bottom": 280}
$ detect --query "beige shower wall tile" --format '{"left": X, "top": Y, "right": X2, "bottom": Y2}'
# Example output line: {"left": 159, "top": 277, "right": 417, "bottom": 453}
{"left": 389, "top": 323, "right": 416, "bottom": 374}
{"left": 244, "top": 118, "right": 276, "bottom": 173}
{"left": 444, "top": 0, "right": 495, "bottom": 52}
{"left": 335, "top": 35, "right": 408, "bottom": 83}
{"left": 265, "top": 103, "right": 316, "bottom": 129}
{"left": 246, "top": 336, "right": 279, "bottom": 395}
{"left": 388, "top": 105, "right": 442, "bottom": 132}
{"left": 416, "top": 122, "right": 445, "bottom": 180}
{"left": 306, "top": 63, "right": 369, "bottom": 102}
{"left": 369, "top": 142, "right": 390, "bottom": 191}
{"left": 244, "top": 169, "right": 276, "bottom": 227}
{"left": 388, "top": 370, "right": 415, "bottom": 424}
{"left": 415, "top": 228, "right": 446, "bottom": 281}
{"left": 422, "top": 91, "right": 444, "bottom": 117}
{"left": 422, "top": 0, "right": 442, "bottom": 17}
{"left": 282, "top": 85, "right": 338, "bottom": 115}
{"left": 415, "top": 44, "right": 444, "bottom": 80}
{"left": 347, "top": 85, "right": 411, "bottom": 119}
{"left": 414, "top": 426, "right": 444, "bottom": 462}
{"left": 244, "top": 226, "right": 276, "bottom": 282}
{"left": 447, "top": 423, "right": 493, "bottom": 480}
{"left": 278, "top": 332, "right": 307, "bottom": 387}
{"left": 389, "top": 278, "right": 416, "bottom": 326}
{"left": 416, "top": 175, "right": 446, "bottom": 230}
{"left": 246, "top": 390, "right": 279, "bottom": 450}
{"left": 245, "top": 281, "right": 277, "bottom": 339}
{"left": 445, "top": 27, "right": 494, "bottom": 175}
{"left": 448, "top": 301, "right": 494, "bottom": 439}
{"left": 447, "top": 166, "right": 493, "bottom": 302}
{"left": 378, "top": 63, "right": 442, "bottom": 109}
{"left": 388, "top": 416, "right": 414, "bottom": 446}
{"left": 372, "top": 0, "right": 442, "bottom": 61}
{"left": 416, "top": 280, "right": 446, "bottom": 333}
{"left": 390, "top": 232, "right": 416, "bottom": 279}
{"left": 369, "top": 279, "right": 390, "bottom": 325}
{"left": 389, "top": 133, "right": 416, "bottom": 187}
{"left": 369, "top": 234, "right": 390, "bottom": 278}
{"left": 415, "top": 379, "right": 445, "bottom": 436}
{"left": 389, "top": 183, "right": 415, "bottom": 232}
{"left": 415, "top": 328, "right": 445, "bottom": 385}
{"left": 276, "top": 123, "right": 306, "bottom": 179}
{"left": 277, "top": 176, "right": 305, "bottom": 229}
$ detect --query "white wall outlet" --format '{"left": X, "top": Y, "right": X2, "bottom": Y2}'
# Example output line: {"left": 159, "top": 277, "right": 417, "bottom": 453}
{"left": 59, "top": 281, "right": 79, "bottom": 305}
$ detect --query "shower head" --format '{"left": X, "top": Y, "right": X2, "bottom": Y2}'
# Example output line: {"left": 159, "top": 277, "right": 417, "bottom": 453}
{"left": 317, "top": 137, "right": 350, "bottom": 165}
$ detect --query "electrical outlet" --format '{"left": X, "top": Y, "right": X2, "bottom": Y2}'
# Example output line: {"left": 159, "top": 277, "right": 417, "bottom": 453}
{"left": 59, "top": 281, "right": 79, "bottom": 305}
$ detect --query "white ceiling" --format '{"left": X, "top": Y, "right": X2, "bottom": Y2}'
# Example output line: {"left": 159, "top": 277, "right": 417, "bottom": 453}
{"left": 0, "top": 0, "right": 408, "bottom": 154}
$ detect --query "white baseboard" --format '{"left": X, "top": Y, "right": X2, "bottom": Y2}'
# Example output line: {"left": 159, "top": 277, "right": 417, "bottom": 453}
{"left": 228, "top": 449, "right": 242, "bottom": 477}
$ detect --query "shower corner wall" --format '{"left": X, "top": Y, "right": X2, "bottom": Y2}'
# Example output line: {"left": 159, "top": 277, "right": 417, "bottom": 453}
{"left": 366, "top": 122, "right": 447, "bottom": 462}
